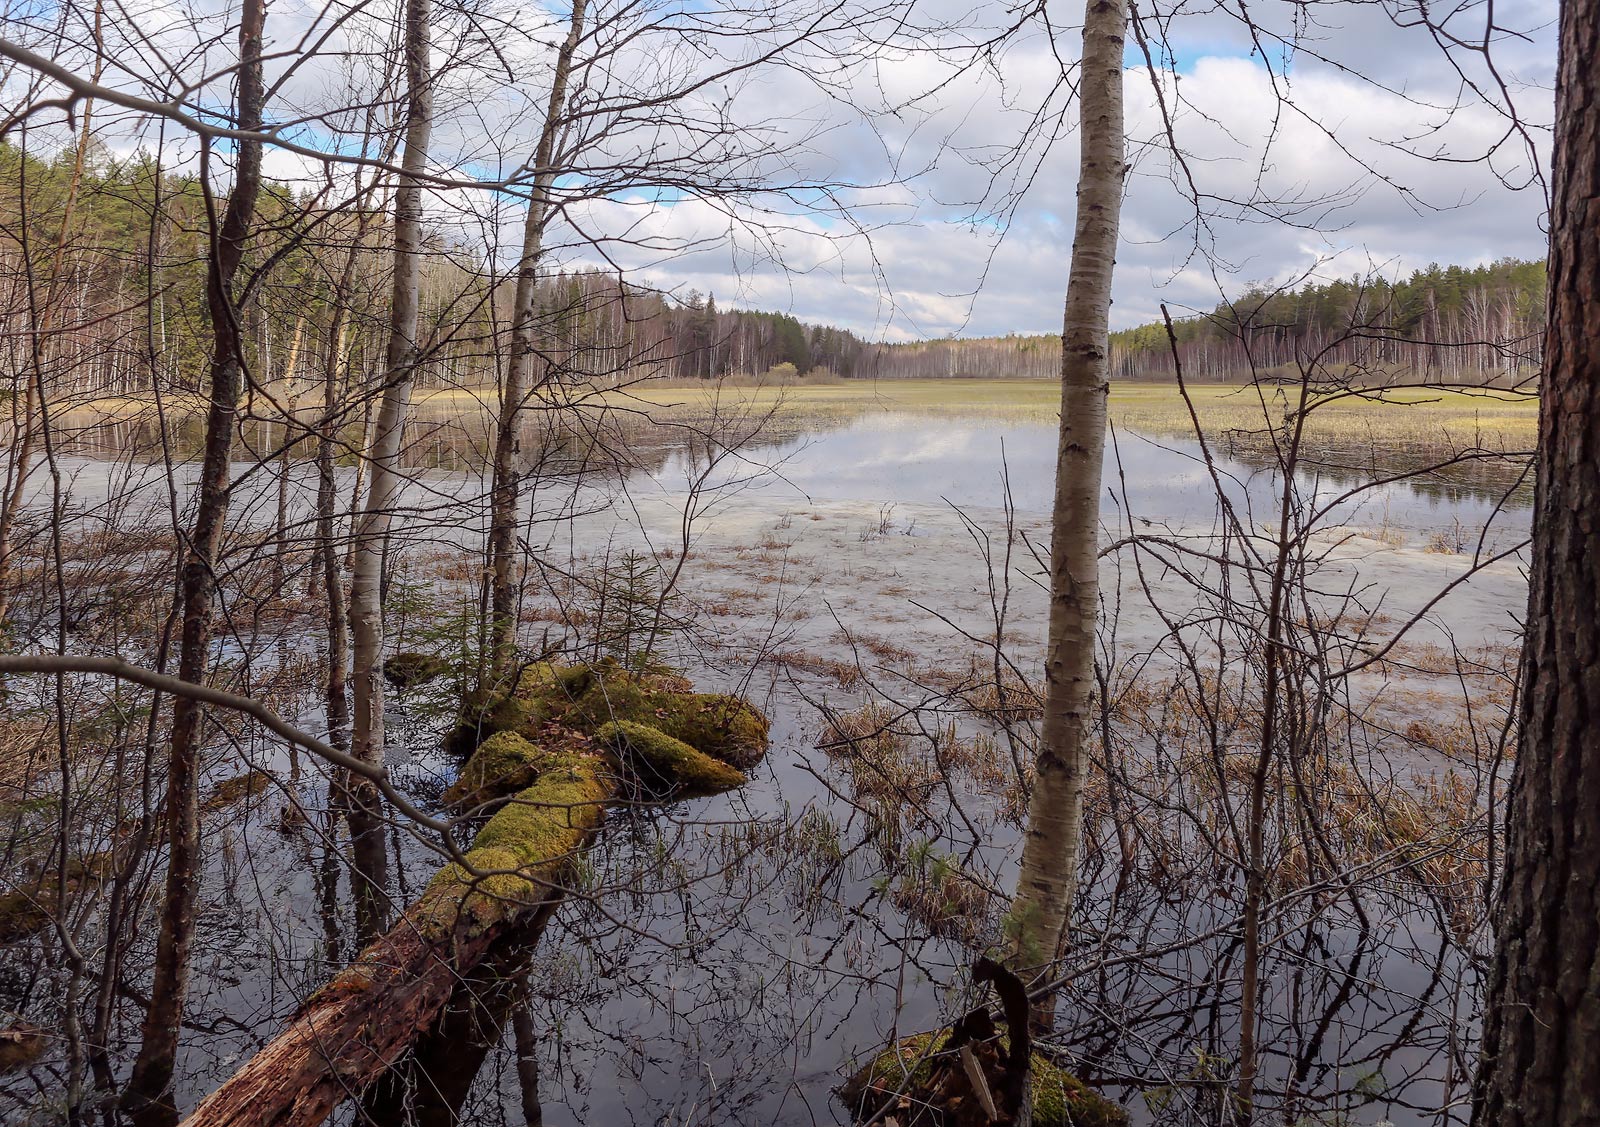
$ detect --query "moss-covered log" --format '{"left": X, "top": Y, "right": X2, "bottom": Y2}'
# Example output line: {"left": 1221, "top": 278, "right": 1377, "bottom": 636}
{"left": 441, "top": 729, "right": 558, "bottom": 810}
{"left": 594, "top": 719, "right": 747, "bottom": 794}
{"left": 181, "top": 663, "right": 766, "bottom": 1127}
{"left": 452, "top": 658, "right": 769, "bottom": 769}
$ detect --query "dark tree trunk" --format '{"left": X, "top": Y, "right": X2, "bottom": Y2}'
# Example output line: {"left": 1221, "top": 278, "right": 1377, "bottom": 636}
{"left": 1471, "top": 0, "right": 1600, "bottom": 1122}
{"left": 121, "top": 5, "right": 266, "bottom": 1121}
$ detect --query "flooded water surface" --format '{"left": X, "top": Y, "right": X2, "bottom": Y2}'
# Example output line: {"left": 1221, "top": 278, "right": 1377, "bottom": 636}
{"left": 1, "top": 385, "right": 1526, "bottom": 1127}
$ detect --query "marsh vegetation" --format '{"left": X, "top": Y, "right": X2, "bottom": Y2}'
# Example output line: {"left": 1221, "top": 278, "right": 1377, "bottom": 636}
{"left": 0, "top": 366, "right": 1533, "bottom": 1125}
{"left": 0, "top": 0, "right": 1583, "bottom": 1119}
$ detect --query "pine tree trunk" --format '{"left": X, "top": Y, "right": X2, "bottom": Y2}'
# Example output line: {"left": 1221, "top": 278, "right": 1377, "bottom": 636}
{"left": 345, "top": 0, "right": 433, "bottom": 943}
{"left": 1007, "top": 0, "right": 1126, "bottom": 994}
{"left": 121, "top": 2, "right": 266, "bottom": 1119}
{"left": 487, "top": 0, "right": 585, "bottom": 681}
{"left": 1471, "top": 0, "right": 1600, "bottom": 1120}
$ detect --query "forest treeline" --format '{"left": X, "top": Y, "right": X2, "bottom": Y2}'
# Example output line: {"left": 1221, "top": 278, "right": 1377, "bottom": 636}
{"left": 1, "top": 140, "right": 1546, "bottom": 396}
{"left": 859, "top": 258, "right": 1546, "bottom": 382}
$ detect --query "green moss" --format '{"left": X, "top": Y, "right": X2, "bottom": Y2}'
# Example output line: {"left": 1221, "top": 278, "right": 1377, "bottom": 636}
{"left": 384, "top": 651, "right": 451, "bottom": 689}
{"left": 446, "top": 689, "right": 541, "bottom": 757}
{"left": 443, "top": 730, "right": 547, "bottom": 809}
{"left": 516, "top": 663, "right": 769, "bottom": 768}
{"left": 842, "top": 1031, "right": 1126, "bottom": 1127}
{"left": 656, "top": 692, "right": 770, "bottom": 768}
{"left": 418, "top": 749, "right": 610, "bottom": 939}
{"left": 517, "top": 660, "right": 595, "bottom": 700}
{"left": 201, "top": 769, "right": 271, "bottom": 814}
{"left": 1030, "top": 1054, "right": 1127, "bottom": 1127}
{"left": 594, "top": 720, "right": 747, "bottom": 794}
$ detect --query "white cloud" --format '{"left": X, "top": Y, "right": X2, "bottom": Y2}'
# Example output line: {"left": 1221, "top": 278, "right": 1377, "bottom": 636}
{"left": 2, "top": 0, "right": 1555, "bottom": 338}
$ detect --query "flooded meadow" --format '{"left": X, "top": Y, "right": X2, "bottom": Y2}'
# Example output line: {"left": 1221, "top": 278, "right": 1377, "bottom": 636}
{"left": 0, "top": 379, "right": 1533, "bottom": 1126}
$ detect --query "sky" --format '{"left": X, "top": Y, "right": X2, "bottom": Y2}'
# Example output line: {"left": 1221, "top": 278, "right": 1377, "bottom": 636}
{"left": 0, "top": 0, "right": 1558, "bottom": 340}
{"left": 571, "top": 0, "right": 1557, "bottom": 338}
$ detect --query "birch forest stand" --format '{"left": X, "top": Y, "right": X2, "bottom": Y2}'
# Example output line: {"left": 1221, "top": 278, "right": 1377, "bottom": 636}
{"left": 183, "top": 660, "right": 770, "bottom": 1127}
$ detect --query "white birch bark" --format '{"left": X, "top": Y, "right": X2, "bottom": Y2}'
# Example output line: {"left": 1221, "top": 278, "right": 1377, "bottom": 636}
{"left": 1008, "top": 0, "right": 1128, "bottom": 989}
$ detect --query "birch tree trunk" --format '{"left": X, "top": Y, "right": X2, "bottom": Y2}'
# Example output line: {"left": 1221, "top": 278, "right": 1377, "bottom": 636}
{"left": 1007, "top": 0, "right": 1126, "bottom": 997}
{"left": 121, "top": 1, "right": 267, "bottom": 1119}
{"left": 1471, "top": 0, "right": 1600, "bottom": 1120}
{"left": 487, "top": 0, "right": 586, "bottom": 681}
{"left": 345, "top": 0, "right": 433, "bottom": 943}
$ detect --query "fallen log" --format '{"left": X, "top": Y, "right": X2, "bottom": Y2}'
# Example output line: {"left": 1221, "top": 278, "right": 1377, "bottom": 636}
{"left": 358, "top": 905, "right": 555, "bottom": 1125}
{"left": 181, "top": 661, "right": 767, "bottom": 1127}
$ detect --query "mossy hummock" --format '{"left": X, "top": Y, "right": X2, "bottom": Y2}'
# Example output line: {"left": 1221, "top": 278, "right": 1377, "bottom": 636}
{"left": 502, "top": 660, "right": 770, "bottom": 769}
{"left": 841, "top": 1031, "right": 1127, "bottom": 1127}
{"left": 442, "top": 730, "right": 552, "bottom": 810}
{"left": 383, "top": 651, "right": 452, "bottom": 689}
{"left": 201, "top": 769, "right": 271, "bottom": 814}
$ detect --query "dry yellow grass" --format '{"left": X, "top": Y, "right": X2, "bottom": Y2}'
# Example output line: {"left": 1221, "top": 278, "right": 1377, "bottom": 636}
{"left": 57, "top": 379, "right": 1539, "bottom": 464}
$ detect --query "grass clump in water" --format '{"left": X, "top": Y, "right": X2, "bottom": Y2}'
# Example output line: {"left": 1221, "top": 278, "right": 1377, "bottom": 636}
{"left": 842, "top": 1030, "right": 1126, "bottom": 1127}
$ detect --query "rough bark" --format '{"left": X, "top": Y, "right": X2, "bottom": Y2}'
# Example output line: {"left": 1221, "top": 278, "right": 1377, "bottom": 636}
{"left": 357, "top": 908, "right": 557, "bottom": 1126}
{"left": 121, "top": 4, "right": 266, "bottom": 1120}
{"left": 180, "top": 733, "right": 609, "bottom": 1127}
{"left": 177, "top": 883, "right": 578, "bottom": 1127}
{"left": 1471, "top": 0, "right": 1600, "bottom": 1122}
{"left": 345, "top": 0, "right": 433, "bottom": 942}
{"left": 1008, "top": 0, "right": 1127, "bottom": 989}
{"left": 487, "top": 0, "right": 586, "bottom": 681}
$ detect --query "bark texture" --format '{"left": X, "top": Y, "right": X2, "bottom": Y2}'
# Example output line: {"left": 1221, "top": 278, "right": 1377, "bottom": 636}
{"left": 180, "top": 749, "right": 608, "bottom": 1127}
{"left": 487, "top": 0, "right": 585, "bottom": 679}
{"left": 1471, "top": 0, "right": 1600, "bottom": 1122}
{"left": 180, "top": 664, "right": 764, "bottom": 1127}
{"left": 345, "top": 0, "right": 433, "bottom": 941}
{"left": 121, "top": 4, "right": 266, "bottom": 1118}
{"left": 1008, "top": 0, "right": 1127, "bottom": 980}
